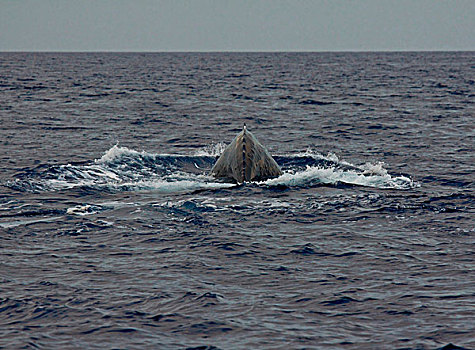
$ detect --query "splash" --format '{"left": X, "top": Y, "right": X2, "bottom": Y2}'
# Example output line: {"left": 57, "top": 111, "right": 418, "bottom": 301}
{"left": 259, "top": 148, "right": 418, "bottom": 189}
{"left": 7, "top": 144, "right": 417, "bottom": 193}
{"left": 96, "top": 144, "right": 154, "bottom": 164}
{"left": 262, "top": 165, "right": 416, "bottom": 189}
{"left": 193, "top": 142, "right": 227, "bottom": 157}
{"left": 8, "top": 145, "right": 223, "bottom": 194}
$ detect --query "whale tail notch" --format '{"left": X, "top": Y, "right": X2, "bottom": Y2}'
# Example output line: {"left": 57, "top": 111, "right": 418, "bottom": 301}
{"left": 211, "top": 125, "right": 282, "bottom": 183}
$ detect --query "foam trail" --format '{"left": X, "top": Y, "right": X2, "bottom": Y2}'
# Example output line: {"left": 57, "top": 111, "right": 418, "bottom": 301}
{"left": 104, "top": 179, "right": 235, "bottom": 193}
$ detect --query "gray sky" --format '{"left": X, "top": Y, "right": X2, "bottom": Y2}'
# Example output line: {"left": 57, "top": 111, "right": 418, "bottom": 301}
{"left": 1, "top": 0, "right": 474, "bottom": 51}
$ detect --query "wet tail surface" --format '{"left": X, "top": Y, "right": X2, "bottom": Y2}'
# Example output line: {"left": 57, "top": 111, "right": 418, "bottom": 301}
{"left": 211, "top": 127, "right": 282, "bottom": 183}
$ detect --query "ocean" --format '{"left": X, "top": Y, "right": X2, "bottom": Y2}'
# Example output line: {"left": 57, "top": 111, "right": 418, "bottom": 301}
{"left": 0, "top": 52, "right": 473, "bottom": 349}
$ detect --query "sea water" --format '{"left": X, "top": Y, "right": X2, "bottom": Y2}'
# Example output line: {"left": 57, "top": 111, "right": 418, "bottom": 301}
{"left": 0, "top": 52, "right": 473, "bottom": 349}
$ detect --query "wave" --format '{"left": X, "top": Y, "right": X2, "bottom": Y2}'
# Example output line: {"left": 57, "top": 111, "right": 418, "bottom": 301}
{"left": 5, "top": 145, "right": 417, "bottom": 194}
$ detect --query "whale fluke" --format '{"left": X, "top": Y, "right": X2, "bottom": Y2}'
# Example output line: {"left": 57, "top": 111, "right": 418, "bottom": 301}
{"left": 211, "top": 125, "right": 282, "bottom": 183}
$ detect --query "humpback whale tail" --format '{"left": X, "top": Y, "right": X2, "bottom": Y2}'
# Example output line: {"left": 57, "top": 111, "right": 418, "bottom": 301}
{"left": 211, "top": 125, "right": 282, "bottom": 183}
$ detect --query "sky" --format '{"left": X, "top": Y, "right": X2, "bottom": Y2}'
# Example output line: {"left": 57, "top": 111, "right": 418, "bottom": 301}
{"left": 0, "top": 0, "right": 474, "bottom": 52}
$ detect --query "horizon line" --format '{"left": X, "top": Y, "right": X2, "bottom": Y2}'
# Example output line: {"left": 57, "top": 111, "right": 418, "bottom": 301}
{"left": 1, "top": 49, "right": 474, "bottom": 53}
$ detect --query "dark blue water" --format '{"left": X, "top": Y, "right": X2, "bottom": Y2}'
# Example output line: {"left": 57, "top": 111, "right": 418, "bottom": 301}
{"left": 0, "top": 52, "right": 474, "bottom": 349}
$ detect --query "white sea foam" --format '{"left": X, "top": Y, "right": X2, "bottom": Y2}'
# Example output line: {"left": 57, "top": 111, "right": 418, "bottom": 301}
{"left": 361, "top": 161, "right": 389, "bottom": 176}
{"left": 66, "top": 204, "right": 97, "bottom": 216}
{"left": 269, "top": 148, "right": 416, "bottom": 189}
{"left": 261, "top": 165, "right": 416, "bottom": 189}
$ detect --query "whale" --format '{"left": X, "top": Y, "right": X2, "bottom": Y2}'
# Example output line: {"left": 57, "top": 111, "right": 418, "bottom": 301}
{"left": 211, "top": 125, "right": 282, "bottom": 183}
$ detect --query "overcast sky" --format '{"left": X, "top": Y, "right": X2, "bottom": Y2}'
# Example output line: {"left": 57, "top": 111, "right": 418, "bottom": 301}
{"left": 1, "top": 0, "right": 474, "bottom": 51}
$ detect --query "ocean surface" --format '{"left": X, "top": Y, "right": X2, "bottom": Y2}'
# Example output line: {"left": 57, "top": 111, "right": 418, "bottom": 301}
{"left": 0, "top": 52, "right": 473, "bottom": 349}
